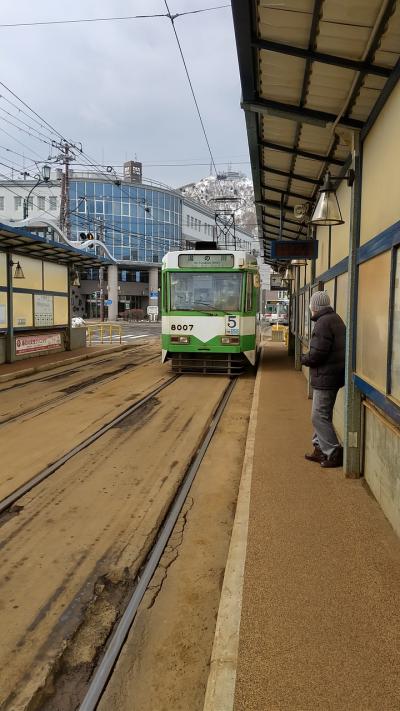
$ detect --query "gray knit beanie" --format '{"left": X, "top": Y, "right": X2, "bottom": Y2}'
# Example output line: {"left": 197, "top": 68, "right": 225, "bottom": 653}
{"left": 310, "top": 290, "right": 330, "bottom": 313}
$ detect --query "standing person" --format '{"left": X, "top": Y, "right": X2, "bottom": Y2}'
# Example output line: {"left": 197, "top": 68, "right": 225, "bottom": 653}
{"left": 301, "top": 291, "right": 346, "bottom": 468}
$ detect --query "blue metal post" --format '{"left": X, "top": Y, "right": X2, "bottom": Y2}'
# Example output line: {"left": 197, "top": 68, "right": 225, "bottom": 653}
{"left": 344, "top": 132, "right": 362, "bottom": 478}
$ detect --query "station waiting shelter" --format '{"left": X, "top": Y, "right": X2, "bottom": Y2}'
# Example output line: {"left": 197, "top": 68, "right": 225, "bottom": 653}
{"left": 0, "top": 223, "right": 110, "bottom": 364}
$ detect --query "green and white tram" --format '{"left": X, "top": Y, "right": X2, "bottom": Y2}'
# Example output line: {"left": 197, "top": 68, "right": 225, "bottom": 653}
{"left": 161, "top": 249, "right": 260, "bottom": 373}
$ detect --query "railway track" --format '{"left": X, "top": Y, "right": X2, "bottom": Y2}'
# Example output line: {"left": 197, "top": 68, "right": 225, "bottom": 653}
{"left": 78, "top": 378, "right": 236, "bottom": 711}
{"left": 0, "top": 344, "right": 153, "bottom": 392}
{"left": 0, "top": 352, "right": 160, "bottom": 427}
{"left": 0, "top": 370, "right": 239, "bottom": 711}
{"left": 0, "top": 373, "right": 179, "bottom": 515}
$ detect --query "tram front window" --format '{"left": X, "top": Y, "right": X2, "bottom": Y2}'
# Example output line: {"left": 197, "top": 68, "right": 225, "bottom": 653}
{"left": 170, "top": 272, "right": 242, "bottom": 312}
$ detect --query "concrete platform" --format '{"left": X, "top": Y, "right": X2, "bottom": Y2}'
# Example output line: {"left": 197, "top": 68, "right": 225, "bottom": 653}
{"left": 205, "top": 343, "right": 400, "bottom": 711}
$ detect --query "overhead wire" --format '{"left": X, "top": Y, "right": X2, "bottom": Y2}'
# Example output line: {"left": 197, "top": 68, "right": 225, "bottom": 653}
{"left": 0, "top": 169, "right": 65, "bottom": 223}
{"left": 0, "top": 110, "right": 54, "bottom": 147}
{"left": 0, "top": 0, "right": 240, "bottom": 249}
{"left": 0, "top": 5, "right": 230, "bottom": 29}
{"left": 0, "top": 124, "right": 45, "bottom": 159}
{"left": 0, "top": 171, "right": 171, "bottom": 250}
{"left": 0, "top": 93, "right": 61, "bottom": 136}
{"left": 0, "top": 80, "right": 65, "bottom": 142}
{"left": 163, "top": 0, "right": 219, "bottom": 178}
{"left": 0, "top": 104, "right": 56, "bottom": 143}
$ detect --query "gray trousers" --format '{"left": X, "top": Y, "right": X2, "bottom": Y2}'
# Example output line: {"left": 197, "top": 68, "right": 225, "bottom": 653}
{"left": 311, "top": 388, "right": 341, "bottom": 458}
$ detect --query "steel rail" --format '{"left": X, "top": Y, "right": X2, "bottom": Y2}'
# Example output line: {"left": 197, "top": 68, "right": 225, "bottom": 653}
{"left": 0, "top": 342, "right": 155, "bottom": 393}
{"left": 0, "top": 353, "right": 160, "bottom": 427}
{"left": 0, "top": 374, "right": 179, "bottom": 515}
{"left": 78, "top": 377, "right": 237, "bottom": 711}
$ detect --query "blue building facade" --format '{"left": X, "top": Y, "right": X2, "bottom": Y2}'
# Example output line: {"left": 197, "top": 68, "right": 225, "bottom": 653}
{"left": 69, "top": 178, "right": 182, "bottom": 264}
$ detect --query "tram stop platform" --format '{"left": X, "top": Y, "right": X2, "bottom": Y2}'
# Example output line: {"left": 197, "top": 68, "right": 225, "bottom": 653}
{"left": 205, "top": 342, "right": 400, "bottom": 711}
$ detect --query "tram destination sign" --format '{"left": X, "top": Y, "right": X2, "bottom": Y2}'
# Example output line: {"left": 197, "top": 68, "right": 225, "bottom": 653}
{"left": 270, "top": 240, "right": 318, "bottom": 260}
{"left": 178, "top": 253, "right": 234, "bottom": 268}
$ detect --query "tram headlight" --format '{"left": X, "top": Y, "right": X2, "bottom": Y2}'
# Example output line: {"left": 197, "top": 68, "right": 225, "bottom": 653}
{"left": 171, "top": 335, "right": 190, "bottom": 344}
{"left": 221, "top": 336, "right": 240, "bottom": 345}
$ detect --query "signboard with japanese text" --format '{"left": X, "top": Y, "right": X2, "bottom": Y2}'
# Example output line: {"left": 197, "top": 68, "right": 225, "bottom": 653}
{"left": 15, "top": 332, "right": 62, "bottom": 355}
{"left": 178, "top": 253, "right": 234, "bottom": 268}
{"left": 123, "top": 161, "right": 142, "bottom": 183}
{"left": 270, "top": 240, "right": 318, "bottom": 260}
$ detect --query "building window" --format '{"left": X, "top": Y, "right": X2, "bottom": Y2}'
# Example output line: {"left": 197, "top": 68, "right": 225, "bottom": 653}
{"left": 356, "top": 250, "right": 391, "bottom": 392}
{"left": 190, "top": 216, "right": 194, "bottom": 228}
{"left": 14, "top": 196, "right": 22, "bottom": 210}
{"left": 390, "top": 248, "right": 400, "bottom": 401}
{"left": 27, "top": 196, "right": 33, "bottom": 209}
{"left": 49, "top": 196, "right": 57, "bottom": 211}
{"left": 0, "top": 196, "right": 4, "bottom": 210}
{"left": 152, "top": 254, "right": 159, "bottom": 263}
{"left": 187, "top": 214, "right": 190, "bottom": 226}
{"left": 37, "top": 196, "right": 45, "bottom": 210}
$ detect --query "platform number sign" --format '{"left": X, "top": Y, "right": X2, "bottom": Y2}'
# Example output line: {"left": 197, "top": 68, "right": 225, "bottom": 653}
{"left": 225, "top": 314, "right": 239, "bottom": 335}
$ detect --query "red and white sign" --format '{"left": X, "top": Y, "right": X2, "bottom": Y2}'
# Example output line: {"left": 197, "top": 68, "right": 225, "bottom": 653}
{"left": 15, "top": 332, "right": 62, "bottom": 355}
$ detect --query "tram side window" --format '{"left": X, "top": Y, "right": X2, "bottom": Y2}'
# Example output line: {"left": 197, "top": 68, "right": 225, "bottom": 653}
{"left": 245, "top": 273, "right": 253, "bottom": 311}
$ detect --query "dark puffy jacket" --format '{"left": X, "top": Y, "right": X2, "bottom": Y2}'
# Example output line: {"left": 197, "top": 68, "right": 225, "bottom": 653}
{"left": 301, "top": 307, "right": 346, "bottom": 390}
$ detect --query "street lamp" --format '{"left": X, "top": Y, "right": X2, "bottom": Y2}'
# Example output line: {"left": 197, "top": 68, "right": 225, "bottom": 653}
{"left": 23, "top": 164, "right": 51, "bottom": 219}
{"left": 12, "top": 260, "right": 25, "bottom": 279}
{"left": 310, "top": 170, "right": 355, "bottom": 227}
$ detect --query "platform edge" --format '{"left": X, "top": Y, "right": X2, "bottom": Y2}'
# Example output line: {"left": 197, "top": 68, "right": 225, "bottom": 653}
{"left": 202, "top": 348, "right": 263, "bottom": 711}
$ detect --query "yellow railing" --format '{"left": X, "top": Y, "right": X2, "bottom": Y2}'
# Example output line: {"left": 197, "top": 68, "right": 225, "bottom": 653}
{"left": 271, "top": 324, "right": 289, "bottom": 346}
{"left": 87, "top": 324, "right": 122, "bottom": 346}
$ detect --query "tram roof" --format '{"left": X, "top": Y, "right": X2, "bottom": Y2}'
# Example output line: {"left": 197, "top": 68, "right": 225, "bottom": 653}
{"left": 231, "top": 0, "right": 400, "bottom": 264}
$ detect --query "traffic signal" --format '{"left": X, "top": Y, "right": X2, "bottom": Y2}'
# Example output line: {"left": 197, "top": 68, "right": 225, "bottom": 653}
{"left": 79, "top": 232, "right": 94, "bottom": 240}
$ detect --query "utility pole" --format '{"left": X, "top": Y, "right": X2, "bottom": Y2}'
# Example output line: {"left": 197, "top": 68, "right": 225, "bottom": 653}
{"left": 98, "top": 219, "right": 105, "bottom": 321}
{"left": 59, "top": 142, "right": 72, "bottom": 238}
{"left": 53, "top": 139, "right": 82, "bottom": 239}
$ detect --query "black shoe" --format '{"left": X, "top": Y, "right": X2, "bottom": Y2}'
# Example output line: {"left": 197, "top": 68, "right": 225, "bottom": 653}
{"left": 305, "top": 446, "right": 326, "bottom": 463}
{"left": 320, "top": 447, "right": 343, "bottom": 468}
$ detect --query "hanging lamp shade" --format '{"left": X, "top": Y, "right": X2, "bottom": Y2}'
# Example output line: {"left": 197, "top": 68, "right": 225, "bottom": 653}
{"left": 284, "top": 267, "right": 294, "bottom": 281}
{"left": 13, "top": 261, "right": 25, "bottom": 279}
{"left": 310, "top": 172, "right": 344, "bottom": 226}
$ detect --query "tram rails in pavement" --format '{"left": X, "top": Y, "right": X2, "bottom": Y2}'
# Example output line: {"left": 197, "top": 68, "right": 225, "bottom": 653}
{"left": 78, "top": 378, "right": 237, "bottom": 711}
{"left": 0, "top": 344, "right": 159, "bottom": 426}
{"left": 0, "top": 371, "right": 239, "bottom": 710}
{"left": 0, "top": 373, "right": 179, "bottom": 515}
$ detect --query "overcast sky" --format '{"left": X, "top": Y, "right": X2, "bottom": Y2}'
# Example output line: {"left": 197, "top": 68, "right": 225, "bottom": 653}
{"left": 0, "top": 1, "right": 251, "bottom": 188}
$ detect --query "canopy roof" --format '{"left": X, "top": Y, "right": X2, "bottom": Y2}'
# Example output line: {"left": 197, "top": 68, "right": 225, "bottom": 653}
{"left": 0, "top": 223, "right": 110, "bottom": 268}
{"left": 232, "top": 0, "right": 400, "bottom": 262}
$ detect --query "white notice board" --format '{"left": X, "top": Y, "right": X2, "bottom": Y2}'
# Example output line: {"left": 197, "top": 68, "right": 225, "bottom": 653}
{"left": 34, "top": 294, "right": 54, "bottom": 327}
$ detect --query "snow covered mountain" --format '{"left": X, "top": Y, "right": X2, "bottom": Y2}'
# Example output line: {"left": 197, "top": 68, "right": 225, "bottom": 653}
{"left": 179, "top": 171, "right": 258, "bottom": 237}
{"left": 179, "top": 171, "right": 273, "bottom": 288}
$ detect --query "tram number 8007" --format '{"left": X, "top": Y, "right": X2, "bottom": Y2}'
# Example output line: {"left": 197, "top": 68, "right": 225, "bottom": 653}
{"left": 171, "top": 324, "right": 193, "bottom": 331}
